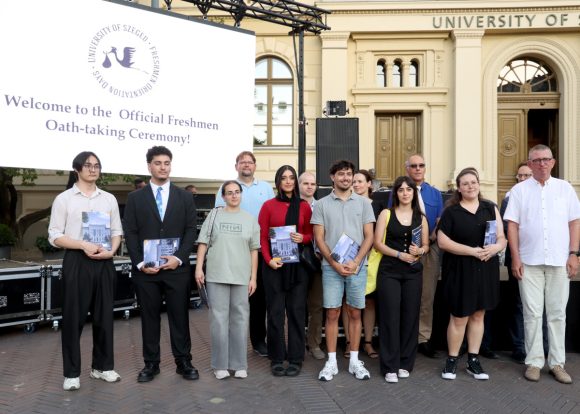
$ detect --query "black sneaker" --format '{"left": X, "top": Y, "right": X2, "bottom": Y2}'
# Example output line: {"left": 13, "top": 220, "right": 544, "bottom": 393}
{"left": 466, "top": 356, "right": 489, "bottom": 380}
{"left": 441, "top": 357, "right": 458, "bottom": 380}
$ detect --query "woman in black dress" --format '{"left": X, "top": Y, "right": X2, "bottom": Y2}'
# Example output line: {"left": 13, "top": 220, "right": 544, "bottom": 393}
{"left": 374, "top": 176, "right": 430, "bottom": 383}
{"left": 437, "top": 167, "right": 506, "bottom": 381}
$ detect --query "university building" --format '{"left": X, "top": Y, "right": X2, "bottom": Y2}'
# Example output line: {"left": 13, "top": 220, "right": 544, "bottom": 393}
{"left": 168, "top": 0, "right": 580, "bottom": 201}
{"left": 14, "top": 0, "right": 580, "bottom": 246}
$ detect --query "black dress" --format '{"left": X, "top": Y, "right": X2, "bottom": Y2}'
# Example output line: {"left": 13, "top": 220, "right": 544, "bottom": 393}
{"left": 438, "top": 200, "right": 500, "bottom": 317}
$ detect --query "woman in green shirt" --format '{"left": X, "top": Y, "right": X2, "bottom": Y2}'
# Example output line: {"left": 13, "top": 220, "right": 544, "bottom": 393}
{"left": 195, "top": 180, "right": 261, "bottom": 380}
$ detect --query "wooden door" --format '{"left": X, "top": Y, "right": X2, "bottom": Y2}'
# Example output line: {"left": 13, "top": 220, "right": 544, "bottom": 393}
{"left": 375, "top": 113, "right": 421, "bottom": 187}
{"left": 497, "top": 109, "right": 526, "bottom": 202}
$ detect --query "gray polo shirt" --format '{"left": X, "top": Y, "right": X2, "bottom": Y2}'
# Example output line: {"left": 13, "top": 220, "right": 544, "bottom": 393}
{"left": 311, "top": 190, "right": 375, "bottom": 265}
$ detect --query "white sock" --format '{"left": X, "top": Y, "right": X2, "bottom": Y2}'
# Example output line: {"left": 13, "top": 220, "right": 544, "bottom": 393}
{"left": 328, "top": 352, "right": 337, "bottom": 364}
{"left": 350, "top": 351, "right": 359, "bottom": 363}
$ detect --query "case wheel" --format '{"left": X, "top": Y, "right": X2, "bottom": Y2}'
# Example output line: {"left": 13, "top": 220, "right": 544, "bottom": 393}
{"left": 24, "top": 323, "right": 37, "bottom": 334}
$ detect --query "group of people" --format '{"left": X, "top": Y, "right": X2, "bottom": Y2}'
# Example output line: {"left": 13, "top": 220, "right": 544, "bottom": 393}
{"left": 48, "top": 144, "right": 579, "bottom": 391}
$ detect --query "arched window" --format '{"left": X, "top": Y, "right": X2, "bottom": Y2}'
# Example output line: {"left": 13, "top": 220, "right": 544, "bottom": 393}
{"left": 409, "top": 60, "right": 419, "bottom": 87}
{"left": 497, "top": 58, "right": 557, "bottom": 93}
{"left": 392, "top": 59, "right": 402, "bottom": 88}
{"left": 254, "top": 57, "right": 293, "bottom": 146}
{"left": 376, "top": 60, "right": 386, "bottom": 87}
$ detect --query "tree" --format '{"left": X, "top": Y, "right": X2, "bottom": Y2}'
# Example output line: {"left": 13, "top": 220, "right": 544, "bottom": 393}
{"left": 0, "top": 167, "right": 139, "bottom": 243}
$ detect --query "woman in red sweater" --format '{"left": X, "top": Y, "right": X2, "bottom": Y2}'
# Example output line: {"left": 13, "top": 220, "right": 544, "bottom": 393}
{"left": 258, "top": 165, "right": 313, "bottom": 377}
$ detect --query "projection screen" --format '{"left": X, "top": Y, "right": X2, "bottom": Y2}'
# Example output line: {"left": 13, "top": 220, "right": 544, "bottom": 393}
{"left": 0, "top": 0, "right": 256, "bottom": 179}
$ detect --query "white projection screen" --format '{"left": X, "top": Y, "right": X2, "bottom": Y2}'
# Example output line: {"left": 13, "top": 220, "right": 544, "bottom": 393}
{"left": 0, "top": 0, "right": 256, "bottom": 179}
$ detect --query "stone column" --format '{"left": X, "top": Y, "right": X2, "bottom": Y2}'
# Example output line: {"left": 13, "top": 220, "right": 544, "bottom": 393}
{"left": 451, "top": 30, "right": 485, "bottom": 177}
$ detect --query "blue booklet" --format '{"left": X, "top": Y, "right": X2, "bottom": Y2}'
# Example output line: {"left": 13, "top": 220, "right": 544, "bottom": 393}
{"left": 484, "top": 220, "right": 497, "bottom": 246}
{"left": 143, "top": 238, "right": 180, "bottom": 268}
{"left": 330, "top": 233, "right": 360, "bottom": 264}
{"left": 269, "top": 225, "right": 299, "bottom": 263}
{"left": 82, "top": 211, "right": 112, "bottom": 251}
{"left": 411, "top": 225, "right": 422, "bottom": 247}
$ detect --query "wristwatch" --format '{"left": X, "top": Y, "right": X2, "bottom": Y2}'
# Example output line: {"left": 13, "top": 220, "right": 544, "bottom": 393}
{"left": 569, "top": 251, "right": 580, "bottom": 256}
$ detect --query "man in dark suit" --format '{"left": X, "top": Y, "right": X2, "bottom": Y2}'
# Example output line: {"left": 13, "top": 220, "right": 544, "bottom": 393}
{"left": 123, "top": 145, "right": 199, "bottom": 383}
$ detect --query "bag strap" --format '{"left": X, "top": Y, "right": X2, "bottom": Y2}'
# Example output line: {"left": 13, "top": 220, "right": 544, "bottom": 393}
{"left": 381, "top": 209, "right": 391, "bottom": 243}
{"left": 206, "top": 207, "right": 222, "bottom": 248}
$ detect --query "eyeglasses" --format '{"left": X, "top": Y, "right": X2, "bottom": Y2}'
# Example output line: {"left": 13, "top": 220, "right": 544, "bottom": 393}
{"left": 408, "top": 163, "right": 425, "bottom": 169}
{"left": 529, "top": 157, "right": 553, "bottom": 165}
{"left": 516, "top": 173, "right": 532, "bottom": 179}
{"left": 83, "top": 163, "right": 101, "bottom": 171}
{"left": 238, "top": 161, "right": 255, "bottom": 165}
{"left": 225, "top": 190, "right": 241, "bottom": 196}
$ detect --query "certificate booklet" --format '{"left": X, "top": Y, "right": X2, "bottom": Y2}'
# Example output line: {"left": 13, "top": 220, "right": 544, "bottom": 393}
{"left": 483, "top": 220, "right": 497, "bottom": 246}
{"left": 82, "top": 211, "right": 112, "bottom": 251}
{"left": 143, "top": 238, "right": 180, "bottom": 268}
{"left": 330, "top": 233, "right": 360, "bottom": 264}
{"left": 411, "top": 225, "right": 422, "bottom": 247}
{"left": 269, "top": 225, "right": 299, "bottom": 263}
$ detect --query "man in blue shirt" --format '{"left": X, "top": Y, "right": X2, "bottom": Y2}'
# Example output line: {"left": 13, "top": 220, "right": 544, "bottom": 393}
{"left": 215, "top": 151, "right": 274, "bottom": 356}
{"left": 406, "top": 154, "right": 444, "bottom": 358}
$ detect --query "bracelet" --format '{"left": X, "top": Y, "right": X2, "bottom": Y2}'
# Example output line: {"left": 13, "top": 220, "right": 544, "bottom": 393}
{"left": 396, "top": 251, "right": 401, "bottom": 259}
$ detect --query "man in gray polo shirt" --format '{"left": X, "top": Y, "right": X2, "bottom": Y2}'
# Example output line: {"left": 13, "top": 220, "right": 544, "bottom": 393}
{"left": 312, "top": 160, "right": 375, "bottom": 381}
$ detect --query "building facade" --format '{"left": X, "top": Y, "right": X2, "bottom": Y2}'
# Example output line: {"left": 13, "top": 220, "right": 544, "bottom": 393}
{"left": 14, "top": 0, "right": 580, "bottom": 247}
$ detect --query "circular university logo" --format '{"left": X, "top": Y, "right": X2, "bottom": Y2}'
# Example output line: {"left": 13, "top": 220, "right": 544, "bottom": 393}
{"left": 87, "top": 24, "right": 160, "bottom": 98}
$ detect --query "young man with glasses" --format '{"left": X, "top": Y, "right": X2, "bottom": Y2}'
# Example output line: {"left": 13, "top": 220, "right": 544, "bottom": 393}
{"left": 48, "top": 152, "right": 123, "bottom": 391}
{"left": 405, "top": 154, "right": 444, "bottom": 358}
{"left": 215, "top": 151, "right": 274, "bottom": 357}
{"left": 505, "top": 144, "right": 580, "bottom": 384}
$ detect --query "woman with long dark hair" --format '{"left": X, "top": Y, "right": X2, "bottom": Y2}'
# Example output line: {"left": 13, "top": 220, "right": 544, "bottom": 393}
{"left": 438, "top": 167, "right": 506, "bottom": 381}
{"left": 373, "top": 176, "right": 429, "bottom": 383}
{"left": 258, "top": 165, "right": 313, "bottom": 377}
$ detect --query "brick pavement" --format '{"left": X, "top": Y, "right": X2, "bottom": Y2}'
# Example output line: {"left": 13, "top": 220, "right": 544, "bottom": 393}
{"left": 2, "top": 308, "right": 580, "bottom": 414}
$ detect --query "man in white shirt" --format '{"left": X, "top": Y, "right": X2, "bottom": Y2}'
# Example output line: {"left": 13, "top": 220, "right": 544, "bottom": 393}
{"left": 48, "top": 151, "right": 123, "bottom": 391}
{"left": 504, "top": 144, "right": 580, "bottom": 384}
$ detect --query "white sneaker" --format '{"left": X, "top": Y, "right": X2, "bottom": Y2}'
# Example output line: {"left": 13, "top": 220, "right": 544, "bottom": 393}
{"left": 214, "top": 370, "right": 230, "bottom": 380}
{"left": 234, "top": 370, "right": 247, "bottom": 379}
{"left": 90, "top": 369, "right": 121, "bottom": 383}
{"left": 63, "top": 377, "right": 80, "bottom": 391}
{"left": 398, "top": 369, "right": 410, "bottom": 378}
{"left": 318, "top": 360, "right": 339, "bottom": 381}
{"left": 385, "top": 373, "right": 398, "bottom": 383}
{"left": 348, "top": 360, "right": 370, "bottom": 380}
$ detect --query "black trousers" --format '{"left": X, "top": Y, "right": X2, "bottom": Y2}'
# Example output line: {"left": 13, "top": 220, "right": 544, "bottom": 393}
{"left": 249, "top": 253, "right": 267, "bottom": 348}
{"left": 133, "top": 271, "right": 192, "bottom": 364}
{"left": 262, "top": 262, "right": 309, "bottom": 363}
{"left": 61, "top": 250, "right": 116, "bottom": 378}
{"left": 377, "top": 270, "right": 422, "bottom": 375}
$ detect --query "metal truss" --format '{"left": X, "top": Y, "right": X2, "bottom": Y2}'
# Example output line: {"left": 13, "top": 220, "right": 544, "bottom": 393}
{"left": 177, "top": 0, "right": 330, "bottom": 33}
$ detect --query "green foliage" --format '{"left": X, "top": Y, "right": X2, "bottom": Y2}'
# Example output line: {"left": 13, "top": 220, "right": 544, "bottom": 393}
{"left": 3, "top": 167, "right": 38, "bottom": 186}
{"left": 35, "top": 235, "right": 61, "bottom": 253}
{"left": 0, "top": 224, "right": 16, "bottom": 246}
{"left": 97, "top": 173, "right": 142, "bottom": 189}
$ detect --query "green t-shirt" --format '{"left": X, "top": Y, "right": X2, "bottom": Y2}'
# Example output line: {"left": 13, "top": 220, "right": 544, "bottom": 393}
{"left": 197, "top": 209, "right": 260, "bottom": 285}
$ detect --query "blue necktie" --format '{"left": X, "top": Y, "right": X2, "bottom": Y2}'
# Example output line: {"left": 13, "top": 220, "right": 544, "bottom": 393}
{"left": 156, "top": 187, "right": 163, "bottom": 219}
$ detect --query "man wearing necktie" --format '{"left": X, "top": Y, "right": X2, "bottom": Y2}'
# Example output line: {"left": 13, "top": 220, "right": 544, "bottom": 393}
{"left": 123, "top": 145, "right": 198, "bottom": 383}
{"left": 405, "top": 154, "right": 444, "bottom": 358}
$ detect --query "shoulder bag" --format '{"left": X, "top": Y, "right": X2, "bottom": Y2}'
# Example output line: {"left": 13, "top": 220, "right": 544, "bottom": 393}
{"left": 366, "top": 209, "right": 391, "bottom": 295}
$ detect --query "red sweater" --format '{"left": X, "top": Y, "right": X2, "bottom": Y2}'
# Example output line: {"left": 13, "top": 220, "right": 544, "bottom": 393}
{"left": 258, "top": 198, "right": 313, "bottom": 263}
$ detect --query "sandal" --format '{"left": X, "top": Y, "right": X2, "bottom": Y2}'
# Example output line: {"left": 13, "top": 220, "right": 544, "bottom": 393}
{"left": 364, "top": 341, "right": 378, "bottom": 359}
{"left": 344, "top": 341, "right": 350, "bottom": 358}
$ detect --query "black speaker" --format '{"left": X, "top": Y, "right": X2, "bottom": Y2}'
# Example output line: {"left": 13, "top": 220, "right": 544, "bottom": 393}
{"left": 325, "top": 100, "right": 347, "bottom": 116}
{"left": 316, "top": 118, "right": 359, "bottom": 187}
